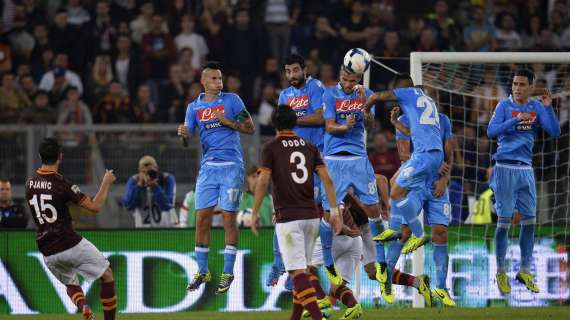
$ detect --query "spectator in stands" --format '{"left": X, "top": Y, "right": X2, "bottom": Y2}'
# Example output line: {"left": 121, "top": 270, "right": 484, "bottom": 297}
{"left": 368, "top": 131, "right": 400, "bottom": 179}
{"left": 94, "top": 81, "right": 133, "bottom": 123}
{"left": 401, "top": 15, "right": 425, "bottom": 53}
{"left": 426, "top": 0, "right": 461, "bottom": 50}
{"left": 66, "top": 0, "right": 90, "bottom": 27}
{"left": 264, "top": 0, "right": 297, "bottom": 64}
{"left": 319, "top": 63, "right": 337, "bottom": 88}
{"left": 86, "top": 0, "right": 118, "bottom": 59}
{"left": 130, "top": 1, "right": 168, "bottom": 44}
{"left": 167, "top": 0, "right": 192, "bottom": 36}
{"left": 88, "top": 55, "right": 114, "bottom": 103}
{"left": 7, "top": 5, "right": 35, "bottom": 63}
{"left": 19, "top": 74, "right": 38, "bottom": 102}
{"left": 175, "top": 15, "right": 209, "bottom": 69}
{"left": 0, "top": 42, "right": 13, "bottom": 73}
{"left": 112, "top": 35, "right": 141, "bottom": 97}
{"left": 160, "top": 64, "right": 188, "bottom": 123}
{"left": 471, "top": 68, "right": 506, "bottom": 127}
{"left": 225, "top": 74, "right": 242, "bottom": 96}
{"left": 339, "top": 0, "right": 368, "bottom": 52}
{"left": 522, "top": 15, "right": 544, "bottom": 49}
{"left": 417, "top": 27, "right": 439, "bottom": 51}
{"left": 57, "top": 87, "right": 93, "bottom": 146}
{"left": 200, "top": 0, "right": 230, "bottom": 61}
{"left": 46, "top": 67, "right": 72, "bottom": 106}
{"left": 132, "top": 84, "right": 156, "bottom": 123}
{"left": 122, "top": 155, "right": 177, "bottom": 228}
{"left": 0, "top": 178, "right": 27, "bottom": 228}
{"left": 39, "top": 52, "right": 83, "bottom": 95}
{"left": 0, "top": 72, "right": 31, "bottom": 124}
{"left": 49, "top": 10, "right": 79, "bottom": 59}
{"left": 252, "top": 57, "right": 280, "bottom": 105}
{"left": 463, "top": 5, "right": 496, "bottom": 52}
{"left": 494, "top": 12, "right": 522, "bottom": 51}
{"left": 238, "top": 165, "right": 274, "bottom": 226}
{"left": 535, "top": 29, "right": 562, "bottom": 51}
{"left": 257, "top": 82, "right": 278, "bottom": 135}
{"left": 30, "top": 24, "right": 50, "bottom": 70}
{"left": 309, "top": 15, "right": 339, "bottom": 64}
{"left": 380, "top": 30, "right": 402, "bottom": 57}
{"left": 177, "top": 47, "right": 200, "bottom": 84}
{"left": 19, "top": 90, "right": 57, "bottom": 124}
{"left": 141, "top": 14, "right": 176, "bottom": 81}
{"left": 31, "top": 48, "right": 53, "bottom": 85}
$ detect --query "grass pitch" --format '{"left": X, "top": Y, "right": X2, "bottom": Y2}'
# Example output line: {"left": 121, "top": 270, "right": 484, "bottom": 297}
{"left": 7, "top": 307, "right": 569, "bottom": 320}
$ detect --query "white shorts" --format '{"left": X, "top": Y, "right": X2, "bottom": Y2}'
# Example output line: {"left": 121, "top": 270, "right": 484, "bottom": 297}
{"left": 276, "top": 218, "right": 320, "bottom": 271}
{"left": 43, "top": 238, "right": 110, "bottom": 286}
{"left": 310, "top": 237, "right": 324, "bottom": 267}
{"left": 332, "top": 235, "right": 363, "bottom": 283}
{"left": 360, "top": 224, "right": 377, "bottom": 266}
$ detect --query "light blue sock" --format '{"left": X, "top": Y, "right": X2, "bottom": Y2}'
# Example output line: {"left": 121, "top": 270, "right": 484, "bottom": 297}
{"left": 223, "top": 245, "right": 237, "bottom": 274}
{"left": 320, "top": 218, "right": 334, "bottom": 266}
{"left": 195, "top": 246, "right": 209, "bottom": 274}
{"left": 519, "top": 216, "right": 536, "bottom": 273}
{"left": 495, "top": 216, "right": 511, "bottom": 273}
{"left": 272, "top": 231, "right": 284, "bottom": 271}
{"left": 393, "top": 193, "right": 423, "bottom": 237}
{"left": 368, "top": 217, "right": 386, "bottom": 263}
{"left": 433, "top": 243, "right": 449, "bottom": 289}
{"left": 388, "top": 199, "right": 402, "bottom": 231}
{"left": 386, "top": 240, "right": 404, "bottom": 286}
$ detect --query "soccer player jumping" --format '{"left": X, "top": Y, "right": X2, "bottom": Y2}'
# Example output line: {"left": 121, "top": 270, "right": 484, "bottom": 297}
{"left": 178, "top": 61, "right": 255, "bottom": 294}
{"left": 487, "top": 69, "right": 560, "bottom": 295}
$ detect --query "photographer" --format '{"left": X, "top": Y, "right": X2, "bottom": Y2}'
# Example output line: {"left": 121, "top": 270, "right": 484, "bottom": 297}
{"left": 122, "top": 155, "right": 177, "bottom": 228}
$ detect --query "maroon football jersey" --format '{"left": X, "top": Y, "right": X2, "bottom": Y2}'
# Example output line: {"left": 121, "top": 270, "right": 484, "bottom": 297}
{"left": 260, "top": 131, "right": 324, "bottom": 223}
{"left": 25, "top": 169, "right": 86, "bottom": 256}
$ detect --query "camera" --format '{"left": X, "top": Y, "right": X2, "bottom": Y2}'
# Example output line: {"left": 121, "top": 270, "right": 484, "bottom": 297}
{"left": 147, "top": 169, "right": 159, "bottom": 180}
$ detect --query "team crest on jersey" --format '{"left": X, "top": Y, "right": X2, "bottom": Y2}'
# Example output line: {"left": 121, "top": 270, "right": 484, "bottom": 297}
{"left": 198, "top": 105, "right": 225, "bottom": 129}
{"left": 288, "top": 96, "right": 309, "bottom": 117}
{"left": 511, "top": 111, "right": 536, "bottom": 131}
{"left": 71, "top": 184, "right": 81, "bottom": 194}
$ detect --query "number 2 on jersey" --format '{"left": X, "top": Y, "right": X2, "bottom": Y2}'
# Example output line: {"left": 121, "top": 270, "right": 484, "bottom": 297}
{"left": 29, "top": 194, "right": 58, "bottom": 224}
{"left": 417, "top": 95, "right": 439, "bottom": 126}
{"left": 290, "top": 151, "right": 308, "bottom": 184}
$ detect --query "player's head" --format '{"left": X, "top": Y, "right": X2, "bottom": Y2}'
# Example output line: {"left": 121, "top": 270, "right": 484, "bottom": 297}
{"left": 39, "top": 137, "right": 62, "bottom": 166}
{"left": 272, "top": 105, "right": 297, "bottom": 132}
{"left": 393, "top": 73, "right": 414, "bottom": 88}
{"left": 284, "top": 54, "right": 306, "bottom": 88}
{"left": 0, "top": 178, "right": 12, "bottom": 203}
{"left": 512, "top": 69, "right": 534, "bottom": 103}
{"left": 201, "top": 61, "right": 223, "bottom": 93}
{"left": 339, "top": 67, "right": 362, "bottom": 92}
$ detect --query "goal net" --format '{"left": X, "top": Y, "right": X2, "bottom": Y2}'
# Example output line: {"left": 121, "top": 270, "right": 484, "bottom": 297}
{"left": 361, "top": 52, "right": 569, "bottom": 308}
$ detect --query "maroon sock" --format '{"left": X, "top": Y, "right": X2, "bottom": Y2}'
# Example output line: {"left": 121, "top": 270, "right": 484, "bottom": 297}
{"left": 290, "top": 291, "right": 304, "bottom": 320}
{"left": 308, "top": 274, "right": 326, "bottom": 299}
{"left": 293, "top": 273, "right": 323, "bottom": 320}
{"left": 393, "top": 269, "right": 416, "bottom": 287}
{"left": 66, "top": 285, "right": 86, "bottom": 311}
{"left": 334, "top": 285, "right": 357, "bottom": 308}
{"left": 100, "top": 281, "right": 116, "bottom": 320}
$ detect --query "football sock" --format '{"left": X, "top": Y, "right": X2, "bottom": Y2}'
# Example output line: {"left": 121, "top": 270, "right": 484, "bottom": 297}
{"left": 290, "top": 290, "right": 304, "bottom": 320}
{"left": 368, "top": 217, "right": 386, "bottom": 263}
{"left": 223, "top": 245, "right": 237, "bottom": 274}
{"left": 100, "top": 281, "right": 116, "bottom": 320}
{"left": 66, "top": 285, "right": 86, "bottom": 311}
{"left": 308, "top": 273, "right": 326, "bottom": 300}
{"left": 333, "top": 285, "right": 357, "bottom": 308}
{"left": 495, "top": 216, "right": 511, "bottom": 273}
{"left": 392, "top": 269, "right": 416, "bottom": 288}
{"left": 520, "top": 216, "right": 536, "bottom": 273}
{"left": 195, "top": 244, "right": 209, "bottom": 274}
{"left": 386, "top": 240, "right": 405, "bottom": 286}
{"left": 433, "top": 243, "right": 449, "bottom": 289}
{"left": 292, "top": 273, "right": 323, "bottom": 320}
{"left": 319, "top": 219, "right": 334, "bottom": 266}
{"left": 272, "top": 231, "right": 285, "bottom": 270}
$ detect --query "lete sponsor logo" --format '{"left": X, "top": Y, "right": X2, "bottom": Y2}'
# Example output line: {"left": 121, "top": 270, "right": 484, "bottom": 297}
{"left": 287, "top": 96, "right": 309, "bottom": 110}
{"left": 512, "top": 111, "right": 537, "bottom": 131}
{"left": 198, "top": 105, "right": 225, "bottom": 122}
{"left": 335, "top": 98, "right": 364, "bottom": 112}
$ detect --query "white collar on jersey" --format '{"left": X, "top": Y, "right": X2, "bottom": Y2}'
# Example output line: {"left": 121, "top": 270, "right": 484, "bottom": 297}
{"left": 197, "top": 91, "right": 223, "bottom": 103}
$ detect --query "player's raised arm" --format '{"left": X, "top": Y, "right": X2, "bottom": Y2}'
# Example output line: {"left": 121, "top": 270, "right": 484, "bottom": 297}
{"left": 80, "top": 169, "right": 117, "bottom": 213}
{"left": 251, "top": 168, "right": 271, "bottom": 236}
{"left": 323, "top": 88, "right": 355, "bottom": 135}
{"left": 537, "top": 89, "right": 561, "bottom": 138}
{"left": 297, "top": 81, "right": 325, "bottom": 126}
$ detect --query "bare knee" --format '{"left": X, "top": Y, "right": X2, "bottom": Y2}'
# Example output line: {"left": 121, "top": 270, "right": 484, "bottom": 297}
{"left": 400, "top": 225, "right": 411, "bottom": 243}
{"left": 390, "top": 184, "right": 408, "bottom": 200}
{"left": 431, "top": 225, "right": 448, "bottom": 244}
{"left": 100, "top": 267, "right": 114, "bottom": 282}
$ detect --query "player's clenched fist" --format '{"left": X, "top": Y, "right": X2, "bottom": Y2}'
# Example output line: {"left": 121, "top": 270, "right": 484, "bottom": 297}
{"left": 103, "top": 169, "right": 116, "bottom": 185}
{"left": 178, "top": 124, "right": 188, "bottom": 137}
{"left": 345, "top": 113, "right": 356, "bottom": 129}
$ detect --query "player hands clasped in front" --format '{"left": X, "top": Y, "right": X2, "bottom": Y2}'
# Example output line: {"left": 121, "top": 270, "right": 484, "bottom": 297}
{"left": 251, "top": 105, "right": 341, "bottom": 320}
{"left": 364, "top": 73, "right": 446, "bottom": 303}
{"left": 26, "top": 138, "right": 117, "bottom": 320}
{"left": 177, "top": 61, "right": 255, "bottom": 294}
{"left": 487, "top": 69, "right": 560, "bottom": 295}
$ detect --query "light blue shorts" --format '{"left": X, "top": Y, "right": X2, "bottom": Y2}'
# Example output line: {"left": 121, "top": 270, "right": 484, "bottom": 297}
{"left": 490, "top": 162, "right": 536, "bottom": 218}
{"left": 195, "top": 162, "right": 244, "bottom": 212}
{"left": 395, "top": 150, "right": 443, "bottom": 191}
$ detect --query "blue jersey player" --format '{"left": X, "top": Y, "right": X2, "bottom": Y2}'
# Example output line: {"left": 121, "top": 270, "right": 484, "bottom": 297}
{"left": 487, "top": 69, "right": 560, "bottom": 295}
{"left": 391, "top": 105, "right": 456, "bottom": 306}
{"left": 364, "top": 73, "right": 445, "bottom": 302}
{"left": 178, "top": 62, "right": 255, "bottom": 294}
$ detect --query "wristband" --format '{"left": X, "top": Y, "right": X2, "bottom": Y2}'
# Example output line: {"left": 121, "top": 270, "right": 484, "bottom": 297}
{"left": 330, "top": 207, "right": 340, "bottom": 216}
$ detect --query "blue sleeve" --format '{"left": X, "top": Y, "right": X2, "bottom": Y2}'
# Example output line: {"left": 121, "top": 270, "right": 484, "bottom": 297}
{"left": 309, "top": 81, "right": 324, "bottom": 112}
{"left": 122, "top": 176, "right": 142, "bottom": 210}
{"left": 487, "top": 101, "right": 520, "bottom": 138}
{"left": 536, "top": 102, "right": 561, "bottom": 138}
{"left": 278, "top": 91, "right": 286, "bottom": 105}
{"left": 153, "top": 174, "right": 176, "bottom": 211}
{"left": 185, "top": 103, "right": 196, "bottom": 134}
{"left": 393, "top": 88, "right": 413, "bottom": 115}
{"left": 365, "top": 88, "right": 375, "bottom": 115}
{"left": 230, "top": 93, "right": 246, "bottom": 118}
{"left": 395, "top": 115, "right": 410, "bottom": 141}
{"left": 323, "top": 90, "right": 336, "bottom": 120}
{"left": 442, "top": 115, "right": 453, "bottom": 141}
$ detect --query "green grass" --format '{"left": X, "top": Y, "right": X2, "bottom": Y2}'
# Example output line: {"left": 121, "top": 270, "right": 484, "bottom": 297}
{"left": 7, "top": 307, "right": 570, "bottom": 320}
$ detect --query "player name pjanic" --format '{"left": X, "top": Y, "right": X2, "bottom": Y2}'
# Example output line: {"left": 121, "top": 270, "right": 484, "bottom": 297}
{"left": 28, "top": 180, "right": 53, "bottom": 190}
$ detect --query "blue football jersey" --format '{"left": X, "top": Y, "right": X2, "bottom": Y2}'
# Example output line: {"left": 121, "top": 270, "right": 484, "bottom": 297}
{"left": 185, "top": 92, "right": 246, "bottom": 164}
{"left": 278, "top": 77, "right": 325, "bottom": 150}
{"left": 487, "top": 95, "right": 560, "bottom": 165}
{"left": 323, "top": 83, "right": 374, "bottom": 156}
{"left": 393, "top": 87, "right": 443, "bottom": 153}
{"left": 396, "top": 113, "right": 453, "bottom": 153}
